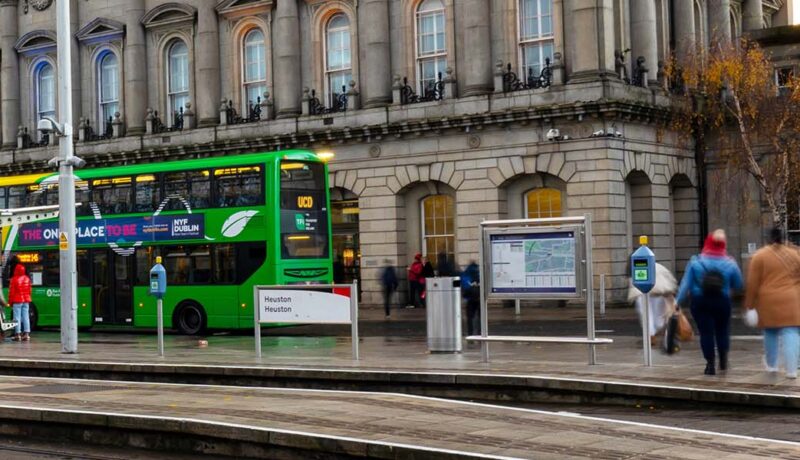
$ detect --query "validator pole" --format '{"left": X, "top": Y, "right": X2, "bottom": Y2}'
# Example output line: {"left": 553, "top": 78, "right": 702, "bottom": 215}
{"left": 57, "top": 0, "right": 79, "bottom": 353}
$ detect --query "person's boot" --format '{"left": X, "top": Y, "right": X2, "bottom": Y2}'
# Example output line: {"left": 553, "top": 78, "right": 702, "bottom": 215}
{"left": 704, "top": 359, "right": 716, "bottom": 375}
{"left": 12, "top": 334, "right": 21, "bottom": 342}
{"left": 22, "top": 333, "right": 29, "bottom": 342}
{"left": 719, "top": 351, "right": 728, "bottom": 371}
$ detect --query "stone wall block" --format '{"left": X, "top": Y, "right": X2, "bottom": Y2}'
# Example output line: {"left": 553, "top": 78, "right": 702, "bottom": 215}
{"left": 449, "top": 170, "right": 465, "bottom": 189}
{"left": 559, "top": 162, "right": 577, "bottom": 181}
{"left": 547, "top": 152, "right": 565, "bottom": 177}
{"left": 344, "top": 170, "right": 358, "bottom": 191}
{"left": 523, "top": 156, "right": 537, "bottom": 174}
{"left": 510, "top": 156, "right": 524, "bottom": 175}
{"left": 418, "top": 164, "right": 431, "bottom": 182}
{"left": 497, "top": 157, "right": 515, "bottom": 180}
{"left": 387, "top": 176, "right": 401, "bottom": 194}
{"left": 334, "top": 170, "right": 347, "bottom": 188}
{"left": 537, "top": 153, "right": 552, "bottom": 173}
{"left": 430, "top": 162, "right": 443, "bottom": 182}
{"left": 488, "top": 168, "right": 505, "bottom": 186}
{"left": 440, "top": 162, "right": 455, "bottom": 185}
{"left": 352, "top": 179, "right": 367, "bottom": 196}
{"left": 396, "top": 166, "right": 411, "bottom": 189}
{"left": 406, "top": 165, "right": 420, "bottom": 183}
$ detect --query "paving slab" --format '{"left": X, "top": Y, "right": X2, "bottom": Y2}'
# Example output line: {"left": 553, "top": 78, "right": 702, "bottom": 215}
{"left": 0, "top": 376, "right": 797, "bottom": 459}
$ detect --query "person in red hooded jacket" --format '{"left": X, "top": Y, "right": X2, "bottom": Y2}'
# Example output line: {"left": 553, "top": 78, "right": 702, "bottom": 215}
{"left": 407, "top": 254, "right": 424, "bottom": 309}
{"left": 8, "top": 263, "right": 31, "bottom": 341}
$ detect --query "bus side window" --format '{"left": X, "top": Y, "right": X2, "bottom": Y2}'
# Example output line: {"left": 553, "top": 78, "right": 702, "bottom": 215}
{"left": 0, "top": 186, "right": 6, "bottom": 209}
{"left": 235, "top": 242, "right": 266, "bottom": 284}
{"left": 164, "top": 172, "right": 189, "bottom": 210}
{"left": 26, "top": 184, "right": 44, "bottom": 207}
{"left": 77, "top": 250, "right": 90, "bottom": 286}
{"left": 135, "top": 174, "right": 160, "bottom": 213}
{"left": 214, "top": 166, "right": 263, "bottom": 208}
{"left": 76, "top": 181, "right": 92, "bottom": 216}
{"left": 163, "top": 246, "right": 190, "bottom": 285}
{"left": 188, "top": 170, "right": 210, "bottom": 210}
{"left": 189, "top": 245, "right": 211, "bottom": 284}
{"left": 7, "top": 186, "right": 25, "bottom": 210}
{"left": 213, "top": 244, "right": 235, "bottom": 284}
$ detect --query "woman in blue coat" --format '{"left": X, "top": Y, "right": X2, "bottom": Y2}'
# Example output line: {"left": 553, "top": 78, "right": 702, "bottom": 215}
{"left": 677, "top": 230, "right": 743, "bottom": 375}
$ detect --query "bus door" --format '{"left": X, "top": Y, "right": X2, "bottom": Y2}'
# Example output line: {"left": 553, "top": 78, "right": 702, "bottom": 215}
{"left": 91, "top": 249, "right": 134, "bottom": 325}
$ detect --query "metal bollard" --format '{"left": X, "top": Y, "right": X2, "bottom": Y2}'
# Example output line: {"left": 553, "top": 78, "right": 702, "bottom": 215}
{"left": 599, "top": 274, "right": 606, "bottom": 318}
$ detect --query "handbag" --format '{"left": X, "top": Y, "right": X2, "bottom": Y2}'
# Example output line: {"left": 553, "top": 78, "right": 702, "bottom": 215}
{"left": 676, "top": 310, "right": 694, "bottom": 342}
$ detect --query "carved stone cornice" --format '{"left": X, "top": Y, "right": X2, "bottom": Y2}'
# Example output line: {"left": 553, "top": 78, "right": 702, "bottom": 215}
{"left": 216, "top": 0, "right": 273, "bottom": 19}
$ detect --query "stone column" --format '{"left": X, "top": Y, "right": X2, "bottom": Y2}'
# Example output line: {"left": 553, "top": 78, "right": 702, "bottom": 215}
{"left": 743, "top": 0, "right": 763, "bottom": 31}
{"left": 673, "top": 0, "right": 695, "bottom": 61}
{"left": 460, "top": 0, "right": 492, "bottom": 96}
{"left": 566, "top": 0, "right": 615, "bottom": 80}
{"left": 0, "top": 0, "right": 19, "bottom": 149}
{"left": 124, "top": 0, "right": 147, "bottom": 135}
{"left": 274, "top": 0, "right": 302, "bottom": 118}
{"left": 360, "top": 0, "right": 392, "bottom": 108}
{"left": 196, "top": 2, "right": 220, "bottom": 127}
{"left": 708, "top": 0, "right": 732, "bottom": 43}
{"left": 630, "top": 0, "right": 658, "bottom": 86}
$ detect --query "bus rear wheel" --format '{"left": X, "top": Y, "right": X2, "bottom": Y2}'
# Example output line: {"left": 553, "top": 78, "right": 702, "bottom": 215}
{"left": 174, "top": 302, "right": 206, "bottom": 336}
{"left": 28, "top": 303, "right": 39, "bottom": 331}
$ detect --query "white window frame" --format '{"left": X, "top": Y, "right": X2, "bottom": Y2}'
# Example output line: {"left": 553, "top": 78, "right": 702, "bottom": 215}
{"left": 420, "top": 194, "right": 455, "bottom": 262}
{"left": 166, "top": 40, "right": 190, "bottom": 127}
{"left": 324, "top": 13, "right": 352, "bottom": 108}
{"left": 242, "top": 28, "right": 267, "bottom": 113}
{"left": 775, "top": 66, "right": 794, "bottom": 95}
{"left": 517, "top": 0, "right": 554, "bottom": 80}
{"left": 415, "top": 0, "right": 447, "bottom": 96}
{"left": 97, "top": 51, "right": 119, "bottom": 134}
{"left": 35, "top": 61, "right": 56, "bottom": 141}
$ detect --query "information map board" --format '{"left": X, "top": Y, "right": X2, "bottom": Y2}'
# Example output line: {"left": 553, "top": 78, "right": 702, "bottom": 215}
{"left": 483, "top": 224, "right": 585, "bottom": 300}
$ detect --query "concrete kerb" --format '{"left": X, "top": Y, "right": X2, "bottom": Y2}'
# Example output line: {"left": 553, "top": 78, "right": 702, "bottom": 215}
{"left": 0, "top": 404, "right": 518, "bottom": 460}
{"left": 0, "top": 359, "right": 798, "bottom": 409}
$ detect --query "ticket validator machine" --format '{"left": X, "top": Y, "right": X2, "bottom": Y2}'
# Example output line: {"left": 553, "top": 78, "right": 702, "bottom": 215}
{"left": 631, "top": 236, "right": 656, "bottom": 366}
{"left": 149, "top": 257, "right": 167, "bottom": 357}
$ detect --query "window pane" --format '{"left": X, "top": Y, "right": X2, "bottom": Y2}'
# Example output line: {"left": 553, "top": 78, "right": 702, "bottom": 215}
{"left": 164, "top": 172, "right": 189, "bottom": 210}
{"left": 38, "top": 64, "right": 55, "bottom": 115}
{"left": 135, "top": 174, "right": 160, "bottom": 213}
{"left": 169, "top": 41, "right": 189, "bottom": 93}
{"left": 526, "top": 188, "right": 563, "bottom": 219}
{"left": 188, "top": 170, "right": 211, "bottom": 209}
{"left": 213, "top": 244, "right": 236, "bottom": 284}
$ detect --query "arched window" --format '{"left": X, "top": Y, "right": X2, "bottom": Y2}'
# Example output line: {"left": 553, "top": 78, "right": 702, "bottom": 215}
{"left": 98, "top": 52, "right": 119, "bottom": 133}
{"left": 416, "top": 0, "right": 446, "bottom": 95}
{"left": 325, "top": 14, "right": 351, "bottom": 107}
{"left": 167, "top": 40, "right": 189, "bottom": 125}
{"left": 35, "top": 62, "right": 56, "bottom": 139}
{"left": 519, "top": 0, "right": 554, "bottom": 78}
{"left": 421, "top": 194, "right": 455, "bottom": 266}
{"left": 525, "top": 188, "right": 562, "bottom": 219}
{"left": 242, "top": 28, "right": 267, "bottom": 111}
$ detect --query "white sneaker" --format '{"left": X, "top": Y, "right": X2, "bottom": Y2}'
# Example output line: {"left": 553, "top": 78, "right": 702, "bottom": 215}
{"left": 763, "top": 356, "right": 779, "bottom": 373}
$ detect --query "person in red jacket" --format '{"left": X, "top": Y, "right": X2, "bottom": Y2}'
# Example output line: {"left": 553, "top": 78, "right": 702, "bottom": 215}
{"left": 407, "top": 253, "right": 424, "bottom": 309}
{"left": 8, "top": 263, "right": 31, "bottom": 342}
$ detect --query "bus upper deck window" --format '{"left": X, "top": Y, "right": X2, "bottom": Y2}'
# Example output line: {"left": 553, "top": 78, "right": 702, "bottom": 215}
{"left": 214, "top": 166, "right": 262, "bottom": 207}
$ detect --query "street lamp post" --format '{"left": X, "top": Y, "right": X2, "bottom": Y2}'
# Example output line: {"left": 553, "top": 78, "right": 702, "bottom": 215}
{"left": 55, "top": 0, "right": 79, "bottom": 353}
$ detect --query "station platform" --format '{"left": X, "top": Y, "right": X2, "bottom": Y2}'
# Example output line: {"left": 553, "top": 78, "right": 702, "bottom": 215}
{"left": 0, "top": 375, "right": 798, "bottom": 459}
{"left": 0, "top": 306, "right": 796, "bottom": 410}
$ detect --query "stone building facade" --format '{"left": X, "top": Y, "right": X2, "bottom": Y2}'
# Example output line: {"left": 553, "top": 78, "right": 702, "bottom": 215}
{"left": 0, "top": 0, "right": 792, "bottom": 306}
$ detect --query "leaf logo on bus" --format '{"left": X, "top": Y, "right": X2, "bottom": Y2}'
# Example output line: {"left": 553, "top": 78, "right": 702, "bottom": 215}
{"left": 221, "top": 210, "right": 259, "bottom": 238}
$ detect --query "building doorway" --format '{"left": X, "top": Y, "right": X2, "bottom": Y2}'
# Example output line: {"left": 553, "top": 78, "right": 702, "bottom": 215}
{"left": 331, "top": 188, "right": 360, "bottom": 289}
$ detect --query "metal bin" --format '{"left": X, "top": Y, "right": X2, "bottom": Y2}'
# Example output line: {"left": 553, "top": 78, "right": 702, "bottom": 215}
{"left": 425, "top": 276, "right": 462, "bottom": 352}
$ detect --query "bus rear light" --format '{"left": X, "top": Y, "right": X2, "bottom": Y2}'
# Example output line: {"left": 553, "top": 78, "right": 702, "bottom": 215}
{"left": 138, "top": 303, "right": 144, "bottom": 308}
{"left": 81, "top": 303, "right": 86, "bottom": 308}
{"left": 241, "top": 303, "right": 246, "bottom": 309}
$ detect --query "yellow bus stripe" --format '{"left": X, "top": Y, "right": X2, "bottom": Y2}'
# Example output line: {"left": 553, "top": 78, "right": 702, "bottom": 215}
{"left": 0, "top": 173, "right": 51, "bottom": 187}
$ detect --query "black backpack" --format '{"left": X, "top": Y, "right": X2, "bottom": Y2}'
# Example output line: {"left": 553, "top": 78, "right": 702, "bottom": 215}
{"left": 698, "top": 259, "right": 725, "bottom": 297}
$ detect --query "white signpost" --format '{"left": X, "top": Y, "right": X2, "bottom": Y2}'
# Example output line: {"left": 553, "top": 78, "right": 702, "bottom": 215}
{"left": 253, "top": 283, "right": 359, "bottom": 360}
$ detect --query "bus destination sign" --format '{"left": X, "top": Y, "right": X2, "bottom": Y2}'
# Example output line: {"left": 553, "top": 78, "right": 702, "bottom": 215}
{"left": 18, "top": 214, "right": 205, "bottom": 247}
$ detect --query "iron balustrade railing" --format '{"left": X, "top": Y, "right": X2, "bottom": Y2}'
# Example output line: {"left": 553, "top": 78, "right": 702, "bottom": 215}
{"left": 308, "top": 87, "right": 348, "bottom": 115}
{"left": 152, "top": 107, "right": 184, "bottom": 134}
{"left": 400, "top": 73, "right": 444, "bottom": 104}
{"left": 85, "top": 117, "right": 113, "bottom": 142}
{"left": 225, "top": 97, "right": 262, "bottom": 124}
{"left": 502, "top": 59, "right": 552, "bottom": 92}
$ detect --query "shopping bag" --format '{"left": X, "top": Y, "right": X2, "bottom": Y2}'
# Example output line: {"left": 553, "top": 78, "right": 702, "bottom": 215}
{"left": 743, "top": 309, "right": 759, "bottom": 328}
{"left": 676, "top": 310, "right": 694, "bottom": 342}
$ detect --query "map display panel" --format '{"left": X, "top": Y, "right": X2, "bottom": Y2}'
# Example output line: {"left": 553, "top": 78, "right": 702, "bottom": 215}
{"left": 489, "top": 231, "right": 577, "bottom": 295}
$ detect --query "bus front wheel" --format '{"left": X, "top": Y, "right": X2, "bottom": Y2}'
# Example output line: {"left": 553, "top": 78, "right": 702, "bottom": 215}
{"left": 174, "top": 302, "right": 206, "bottom": 336}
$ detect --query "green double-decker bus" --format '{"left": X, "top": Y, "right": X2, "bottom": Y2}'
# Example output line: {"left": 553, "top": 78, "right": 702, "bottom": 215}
{"left": 1, "top": 150, "right": 332, "bottom": 334}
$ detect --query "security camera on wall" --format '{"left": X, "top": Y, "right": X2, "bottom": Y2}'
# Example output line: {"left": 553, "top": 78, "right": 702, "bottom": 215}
{"left": 546, "top": 128, "right": 560, "bottom": 141}
{"left": 37, "top": 118, "right": 55, "bottom": 135}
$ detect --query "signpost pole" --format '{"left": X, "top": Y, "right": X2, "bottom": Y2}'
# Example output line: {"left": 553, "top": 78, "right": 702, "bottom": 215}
{"left": 254, "top": 286, "right": 262, "bottom": 359}
{"left": 643, "top": 294, "right": 652, "bottom": 366}
{"left": 514, "top": 299, "right": 520, "bottom": 316}
{"left": 350, "top": 281, "right": 359, "bottom": 361}
{"left": 599, "top": 274, "right": 606, "bottom": 318}
{"left": 479, "top": 224, "right": 489, "bottom": 363}
{"left": 157, "top": 298, "right": 164, "bottom": 357}
{"left": 584, "top": 214, "right": 597, "bottom": 365}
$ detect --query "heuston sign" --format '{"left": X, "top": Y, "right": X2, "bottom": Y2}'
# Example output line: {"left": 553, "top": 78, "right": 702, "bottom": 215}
{"left": 18, "top": 215, "right": 205, "bottom": 247}
{"left": 256, "top": 286, "right": 352, "bottom": 324}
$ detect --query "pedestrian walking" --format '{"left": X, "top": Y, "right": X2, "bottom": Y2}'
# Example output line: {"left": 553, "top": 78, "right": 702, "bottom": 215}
{"left": 436, "top": 252, "right": 456, "bottom": 277}
{"left": 380, "top": 260, "right": 399, "bottom": 319}
{"left": 407, "top": 254, "right": 424, "bottom": 309}
{"left": 744, "top": 228, "right": 800, "bottom": 379}
{"left": 677, "top": 229, "right": 743, "bottom": 375}
{"left": 8, "top": 263, "right": 32, "bottom": 342}
{"left": 461, "top": 260, "right": 481, "bottom": 336}
{"left": 628, "top": 263, "right": 678, "bottom": 349}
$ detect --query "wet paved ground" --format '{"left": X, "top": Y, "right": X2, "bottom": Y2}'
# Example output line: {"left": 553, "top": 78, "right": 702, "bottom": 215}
{"left": 0, "top": 375, "right": 798, "bottom": 459}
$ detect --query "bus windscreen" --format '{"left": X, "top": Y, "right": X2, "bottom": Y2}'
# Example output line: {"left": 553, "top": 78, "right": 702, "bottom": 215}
{"left": 279, "top": 161, "right": 329, "bottom": 259}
